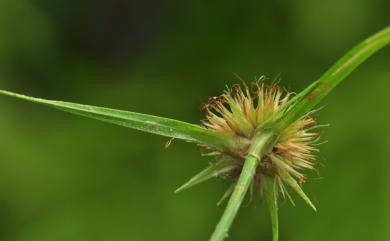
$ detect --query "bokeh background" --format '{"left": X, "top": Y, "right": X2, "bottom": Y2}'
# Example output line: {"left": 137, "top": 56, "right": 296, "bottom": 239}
{"left": 0, "top": 1, "right": 389, "bottom": 241}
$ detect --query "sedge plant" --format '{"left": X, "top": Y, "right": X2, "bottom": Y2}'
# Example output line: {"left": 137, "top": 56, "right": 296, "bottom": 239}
{"left": 0, "top": 26, "right": 389, "bottom": 241}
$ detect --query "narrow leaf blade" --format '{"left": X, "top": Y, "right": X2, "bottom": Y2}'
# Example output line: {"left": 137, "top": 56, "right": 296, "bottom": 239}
{"left": 282, "top": 173, "right": 316, "bottom": 211}
{"left": 276, "top": 26, "right": 390, "bottom": 129}
{"left": 280, "top": 181, "right": 295, "bottom": 206}
{"left": 175, "top": 159, "right": 238, "bottom": 193}
{"left": 217, "top": 182, "right": 235, "bottom": 206}
{"left": 0, "top": 90, "right": 232, "bottom": 149}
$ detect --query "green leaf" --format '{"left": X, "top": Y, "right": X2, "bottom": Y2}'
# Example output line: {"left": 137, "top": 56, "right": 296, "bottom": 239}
{"left": 0, "top": 90, "right": 233, "bottom": 150}
{"left": 276, "top": 26, "right": 390, "bottom": 130}
{"left": 279, "top": 181, "right": 295, "bottom": 206}
{"left": 174, "top": 158, "right": 238, "bottom": 193}
{"left": 281, "top": 173, "right": 316, "bottom": 211}
{"left": 217, "top": 182, "right": 235, "bottom": 206}
{"left": 264, "top": 177, "right": 279, "bottom": 241}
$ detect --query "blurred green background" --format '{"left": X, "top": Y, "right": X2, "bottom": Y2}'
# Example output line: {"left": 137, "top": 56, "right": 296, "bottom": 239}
{"left": 0, "top": 0, "right": 389, "bottom": 240}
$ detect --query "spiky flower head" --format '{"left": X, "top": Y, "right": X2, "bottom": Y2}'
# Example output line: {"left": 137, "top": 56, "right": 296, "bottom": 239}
{"left": 181, "top": 77, "right": 322, "bottom": 209}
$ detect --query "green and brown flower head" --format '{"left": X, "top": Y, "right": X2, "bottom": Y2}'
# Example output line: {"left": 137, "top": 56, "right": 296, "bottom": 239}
{"left": 177, "top": 78, "right": 321, "bottom": 209}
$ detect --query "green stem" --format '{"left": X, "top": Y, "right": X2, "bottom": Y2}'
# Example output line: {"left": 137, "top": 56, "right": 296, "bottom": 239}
{"left": 209, "top": 130, "right": 276, "bottom": 241}
{"left": 264, "top": 177, "right": 279, "bottom": 241}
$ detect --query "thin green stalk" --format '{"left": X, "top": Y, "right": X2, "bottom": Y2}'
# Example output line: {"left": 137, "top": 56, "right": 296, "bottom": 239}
{"left": 209, "top": 130, "right": 277, "bottom": 241}
{"left": 264, "top": 177, "right": 279, "bottom": 241}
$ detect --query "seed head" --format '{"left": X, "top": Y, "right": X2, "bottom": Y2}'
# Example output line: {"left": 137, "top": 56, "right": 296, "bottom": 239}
{"left": 200, "top": 78, "right": 321, "bottom": 208}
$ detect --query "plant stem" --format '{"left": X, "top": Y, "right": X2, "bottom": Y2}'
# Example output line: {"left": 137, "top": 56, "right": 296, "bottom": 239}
{"left": 209, "top": 130, "right": 276, "bottom": 241}
{"left": 264, "top": 177, "right": 279, "bottom": 241}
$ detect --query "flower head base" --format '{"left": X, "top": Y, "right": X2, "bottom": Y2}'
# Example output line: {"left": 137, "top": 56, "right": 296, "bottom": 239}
{"left": 192, "top": 78, "right": 321, "bottom": 208}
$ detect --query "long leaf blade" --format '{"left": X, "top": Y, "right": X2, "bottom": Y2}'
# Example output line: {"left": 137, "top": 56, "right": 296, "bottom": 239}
{"left": 276, "top": 26, "right": 390, "bottom": 129}
{"left": 0, "top": 90, "right": 232, "bottom": 149}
